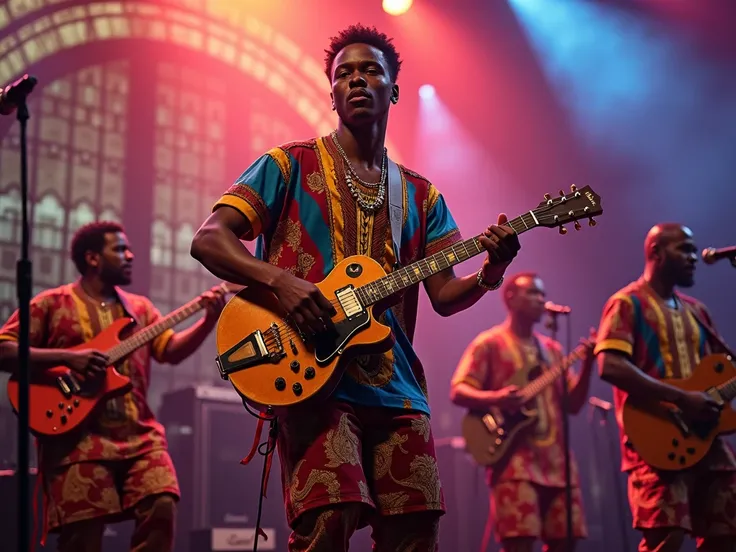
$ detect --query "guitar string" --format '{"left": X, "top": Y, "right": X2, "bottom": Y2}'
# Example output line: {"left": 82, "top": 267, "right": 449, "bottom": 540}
{"left": 246, "top": 202, "right": 592, "bottom": 352}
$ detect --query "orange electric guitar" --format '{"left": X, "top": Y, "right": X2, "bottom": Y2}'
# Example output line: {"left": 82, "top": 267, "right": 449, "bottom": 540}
{"left": 622, "top": 353, "right": 736, "bottom": 470}
{"left": 6, "top": 282, "right": 238, "bottom": 438}
{"left": 215, "top": 185, "right": 603, "bottom": 411}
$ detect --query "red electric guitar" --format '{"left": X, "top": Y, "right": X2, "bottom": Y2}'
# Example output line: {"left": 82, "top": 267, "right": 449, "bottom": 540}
{"left": 6, "top": 282, "right": 238, "bottom": 438}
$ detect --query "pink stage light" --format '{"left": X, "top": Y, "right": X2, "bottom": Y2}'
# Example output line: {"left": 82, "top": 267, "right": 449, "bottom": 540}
{"left": 383, "top": 0, "right": 413, "bottom": 16}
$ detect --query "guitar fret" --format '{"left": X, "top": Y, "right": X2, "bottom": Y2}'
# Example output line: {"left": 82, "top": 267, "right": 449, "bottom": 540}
{"left": 355, "top": 210, "right": 543, "bottom": 307}
{"left": 107, "top": 299, "right": 204, "bottom": 364}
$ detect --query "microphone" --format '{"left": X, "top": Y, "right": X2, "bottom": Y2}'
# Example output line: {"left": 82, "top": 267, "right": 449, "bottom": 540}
{"left": 589, "top": 396, "right": 612, "bottom": 412}
{"left": 702, "top": 245, "right": 736, "bottom": 265}
{"left": 0, "top": 74, "right": 38, "bottom": 115}
{"left": 544, "top": 301, "right": 571, "bottom": 315}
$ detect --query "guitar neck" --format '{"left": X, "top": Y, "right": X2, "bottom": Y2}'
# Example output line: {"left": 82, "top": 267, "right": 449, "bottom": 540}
{"left": 107, "top": 296, "right": 206, "bottom": 363}
{"left": 520, "top": 343, "right": 590, "bottom": 402}
{"left": 355, "top": 213, "right": 539, "bottom": 306}
{"left": 717, "top": 375, "right": 736, "bottom": 403}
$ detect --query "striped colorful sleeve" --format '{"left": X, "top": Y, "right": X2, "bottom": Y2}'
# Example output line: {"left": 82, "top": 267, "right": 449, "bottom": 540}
{"left": 424, "top": 184, "right": 462, "bottom": 257}
{"left": 213, "top": 148, "right": 291, "bottom": 240}
{"left": 594, "top": 294, "right": 636, "bottom": 357}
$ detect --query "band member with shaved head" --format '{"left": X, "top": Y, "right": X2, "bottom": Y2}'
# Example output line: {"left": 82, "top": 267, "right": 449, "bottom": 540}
{"left": 595, "top": 223, "right": 736, "bottom": 552}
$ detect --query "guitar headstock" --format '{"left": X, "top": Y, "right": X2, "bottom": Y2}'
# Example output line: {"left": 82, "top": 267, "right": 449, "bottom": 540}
{"left": 533, "top": 185, "right": 603, "bottom": 234}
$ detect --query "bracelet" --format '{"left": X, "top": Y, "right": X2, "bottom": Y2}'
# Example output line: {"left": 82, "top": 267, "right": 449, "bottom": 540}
{"left": 476, "top": 269, "right": 504, "bottom": 291}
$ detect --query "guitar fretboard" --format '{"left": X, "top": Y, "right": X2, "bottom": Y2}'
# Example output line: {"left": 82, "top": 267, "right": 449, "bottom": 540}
{"left": 717, "top": 374, "right": 736, "bottom": 403}
{"left": 107, "top": 297, "right": 206, "bottom": 364}
{"left": 355, "top": 213, "right": 540, "bottom": 306}
{"left": 520, "top": 343, "right": 590, "bottom": 402}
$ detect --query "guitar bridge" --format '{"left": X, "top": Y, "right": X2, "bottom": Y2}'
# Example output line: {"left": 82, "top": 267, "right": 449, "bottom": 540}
{"left": 216, "top": 324, "right": 285, "bottom": 379}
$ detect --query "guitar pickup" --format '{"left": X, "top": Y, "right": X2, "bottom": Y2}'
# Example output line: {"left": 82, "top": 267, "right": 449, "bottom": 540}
{"left": 667, "top": 408, "right": 691, "bottom": 437}
{"left": 57, "top": 376, "right": 72, "bottom": 399}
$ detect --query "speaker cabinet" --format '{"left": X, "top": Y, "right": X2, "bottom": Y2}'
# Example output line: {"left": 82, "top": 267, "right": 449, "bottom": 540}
{"left": 159, "top": 385, "right": 289, "bottom": 552}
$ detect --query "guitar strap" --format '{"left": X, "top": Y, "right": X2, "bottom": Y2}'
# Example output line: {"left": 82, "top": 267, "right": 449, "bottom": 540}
{"left": 677, "top": 294, "right": 736, "bottom": 359}
{"left": 387, "top": 157, "right": 403, "bottom": 268}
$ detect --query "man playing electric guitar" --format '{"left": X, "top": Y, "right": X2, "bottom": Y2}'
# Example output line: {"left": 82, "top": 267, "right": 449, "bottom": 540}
{"left": 191, "top": 24, "right": 521, "bottom": 551}
{"left": 595, "top": 223, "right": 736, "bottom": 552}
{"left": 450, "top": 272, "right": 594, "bottom": 552}
{"left": 0, "top": 221, "right": 225, "bottom": 552}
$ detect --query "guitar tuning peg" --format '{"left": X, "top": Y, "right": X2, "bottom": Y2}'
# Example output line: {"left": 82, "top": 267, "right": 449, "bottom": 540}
{"left": 574, "top": 220, "right": 581, "bottom": 231}
{"left": 558, "top": 189, "right": 565, "bottom": 197}
{"left": 544, "top": 193, "right": 551, "bottom": 201}
{"left": 570, "top": 184, "right": 577, "bottom": 192}
{"left": 559, "top": 225, "right": 567, "bottom": 235}
{"left": 588, "top": 217, "right": 597, "bottom": 227}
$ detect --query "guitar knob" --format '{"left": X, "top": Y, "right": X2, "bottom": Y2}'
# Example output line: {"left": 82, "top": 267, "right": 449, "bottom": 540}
{"left": 46, "top": 410, "right": 53, "bottom": 418}
{"left": 60, "top": 415, "right": 67, "bottom": 425}
{"left": 292, "top": 382, "right": 303, "bottom": 396}
{"left": 290, "top": 360, "right": 300, "bottom": 373}
{"left": 67, "top": 405, "right": 73, "bottom": 413}
{"left": 570, "top": 184, "right": 577, "bottom": 192}
{"left": 574, "top": 221, "right": 581, "bottom": 231}
{"left": 304, "top": 367, "right": 315, "bottom": 380}
{"left": 559, "top": 226, "right": 567, "bottom": 235}
{"left": 588, "top": 217, "right": 597, "bottom": 227}
{"left": 73, "top": 399, "right": 80, "bottom": 407}
{"left": 58, "top": 403, "right": 64, "bottom": 409}
{"left": 274, "top": 377, "right": 286, "bottom": 391}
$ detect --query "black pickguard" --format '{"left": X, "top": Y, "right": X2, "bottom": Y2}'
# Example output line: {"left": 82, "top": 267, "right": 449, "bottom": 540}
{"left": 314, "top": 310, "right": 371, "bottom": 364}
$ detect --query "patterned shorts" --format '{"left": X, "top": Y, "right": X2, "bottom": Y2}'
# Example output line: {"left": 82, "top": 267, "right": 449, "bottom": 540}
{"left": 44, "top": 449, "right": 180, "bottom": 531}
{"left": 276, "top": 401, "right": 445, "bottom": 527}
{"left": 627, "top": 464, "right": 736, "bottom": 537}
{"left": 490, "top": 480, "right": 587, "bottom": 541}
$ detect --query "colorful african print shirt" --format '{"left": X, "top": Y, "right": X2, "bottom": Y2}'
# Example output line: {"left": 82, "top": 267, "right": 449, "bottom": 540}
{"left": 0, "top": 281, "right": 174, "bottom": 467}
{"left": 452, "top": 325, "right": 581, "bottom": 487}
{"left": 594, "top": 277, "right": 736, "bottom": 471}
{"left": 214, "top": 136, "right": 463, "bottom": 414}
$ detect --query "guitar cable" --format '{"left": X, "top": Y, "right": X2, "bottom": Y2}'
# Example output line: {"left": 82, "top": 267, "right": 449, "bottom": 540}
{"left": 242, "top": 401, "right": 278, "bottom": 552}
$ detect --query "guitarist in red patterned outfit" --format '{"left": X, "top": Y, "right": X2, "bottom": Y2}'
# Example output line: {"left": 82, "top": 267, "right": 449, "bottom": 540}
{"left": 0, "top": 221, "right": 225, "bottom": 552}
{"left": 450, "top": 272, "right": 594, "bottom": 552}
{"left": 595, "top": 223, "right": 736, "bottom": 552}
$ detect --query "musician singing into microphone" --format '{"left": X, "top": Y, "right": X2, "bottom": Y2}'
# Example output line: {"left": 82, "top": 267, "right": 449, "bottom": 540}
{"left": 595, "top": 223, "right": 736, "bottom": 552}
{"left": 450, "top": 272, "right": 594, "bottom": 552}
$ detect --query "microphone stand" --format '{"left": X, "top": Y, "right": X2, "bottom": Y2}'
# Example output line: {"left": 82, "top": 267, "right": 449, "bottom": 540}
{"left": 13, "top": 89, "right": 33, "bottom": 552}
{"left": 546, "top": 311, "right": 573, "bottom": 550}
{"left": 589, "top": 398, "right": 629, "bottom": 551}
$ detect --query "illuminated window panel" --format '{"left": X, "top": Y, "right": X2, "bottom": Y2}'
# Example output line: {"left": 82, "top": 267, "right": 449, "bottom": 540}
{"left": 151, "top": 61, "right": 226, "bottom": 386}
{"left": 0, "top": 60, "right": 130, "bottom": 315}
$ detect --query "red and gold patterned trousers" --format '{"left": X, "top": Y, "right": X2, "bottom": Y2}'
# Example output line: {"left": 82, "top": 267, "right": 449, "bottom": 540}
{"left": 628, "top": 464, "right": 736, "bottom": 552}
{"left": 276, "top": 401, "right": 445, "bottom": 551}
{"left": 43, "top": 450, "right": 180, "bottom": 552}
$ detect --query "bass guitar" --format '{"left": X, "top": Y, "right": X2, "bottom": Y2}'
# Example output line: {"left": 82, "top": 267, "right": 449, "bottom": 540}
{"left": 462, "top": 337, "right": 594, "bottom": 467}
{"left": 622, "top": 353, "right": 736, "bottom": 470}
{"left": 215, "top": 185, "right": 603, "bottom": 410}
{"left": 6, "top": 282, "right": 237, "bottom": 437}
